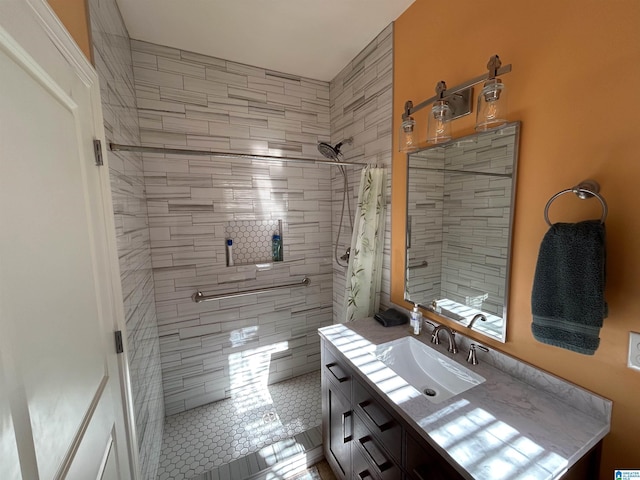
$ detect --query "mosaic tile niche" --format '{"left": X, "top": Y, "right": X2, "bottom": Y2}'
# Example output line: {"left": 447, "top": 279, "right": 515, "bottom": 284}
{"left": 225, "top": 220, "right": 283, "bottom": 265}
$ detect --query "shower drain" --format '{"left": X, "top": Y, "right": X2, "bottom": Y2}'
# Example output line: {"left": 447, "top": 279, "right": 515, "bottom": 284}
{"left": 262, "top": 411, "right": 278, "bottom": 423}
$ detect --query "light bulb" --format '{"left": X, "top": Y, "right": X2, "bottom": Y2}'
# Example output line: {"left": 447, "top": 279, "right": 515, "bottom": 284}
{"left": 399, "top": 117, "right": 417, "bottom": 152}
{"left": 475, "top": 79, "right": 507, "bottom": 131}
{"left": 426, "top": 101, "right": 452, "bottom": 144}
{"left": 485, "top": 100, "right": 498, "bottom": 121}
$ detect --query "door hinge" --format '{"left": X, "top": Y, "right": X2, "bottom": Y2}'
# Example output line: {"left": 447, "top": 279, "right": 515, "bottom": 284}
{"left": 114, "top": 330, "right": 124, "bottom": 354}
{"left": 93, "top": 139, "right": 104, "bottom": 166}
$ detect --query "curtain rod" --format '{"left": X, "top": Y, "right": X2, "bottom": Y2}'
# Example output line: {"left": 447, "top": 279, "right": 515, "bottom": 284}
{"left": 108, "top": 143, "right": 368, "bottom": 167}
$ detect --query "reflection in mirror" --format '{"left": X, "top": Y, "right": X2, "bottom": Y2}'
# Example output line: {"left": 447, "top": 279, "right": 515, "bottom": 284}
{"left": 405, "top": 122, "right": 520, "bottom": 342}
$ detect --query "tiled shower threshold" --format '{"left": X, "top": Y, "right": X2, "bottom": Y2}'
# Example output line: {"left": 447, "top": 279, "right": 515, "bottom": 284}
{"left": 157, "top": 370, "right": 322, "bottom": 480}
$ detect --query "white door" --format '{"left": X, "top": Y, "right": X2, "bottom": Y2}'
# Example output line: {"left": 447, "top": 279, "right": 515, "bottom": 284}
{"left": 0, "top": 1, "right": 136, "bottom": 479}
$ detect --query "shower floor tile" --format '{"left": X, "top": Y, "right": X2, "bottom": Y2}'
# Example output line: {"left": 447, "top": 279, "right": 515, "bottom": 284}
{"left": 156, "top": 370, "right": 322, "bottom": 480}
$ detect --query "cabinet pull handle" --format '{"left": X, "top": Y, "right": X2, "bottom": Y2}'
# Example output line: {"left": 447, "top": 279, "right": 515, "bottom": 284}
{"left": 358, "top": 470, "right": 373, "bottom": 480}
{"left": 341, "top": 411, "right": 352, "bottom": 443}
{"left": 359, "top": 436, "right": 392, "bottom": 473}
{"left": 326, "top": 362, "right": 348, "bottom": 383}
{"left": 358, "top": 400, "right": 393, "bottom": 432}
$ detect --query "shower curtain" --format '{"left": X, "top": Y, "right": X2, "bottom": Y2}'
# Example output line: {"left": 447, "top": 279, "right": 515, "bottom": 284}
{"left": 343, "top": 166, "right": 386, "bottom": 323}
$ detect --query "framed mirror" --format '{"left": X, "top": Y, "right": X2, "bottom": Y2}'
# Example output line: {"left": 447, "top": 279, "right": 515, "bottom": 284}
{"left": 405, "top": 122, "right": 520, "bottom": 342}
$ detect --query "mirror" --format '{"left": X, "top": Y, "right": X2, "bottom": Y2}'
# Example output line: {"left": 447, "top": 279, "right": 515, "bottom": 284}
{"left": 405, "top": 122, "right": 520, "bottom": 342}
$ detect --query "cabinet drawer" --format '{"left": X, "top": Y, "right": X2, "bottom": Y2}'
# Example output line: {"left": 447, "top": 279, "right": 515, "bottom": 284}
{"left": 353, "top": 380, "right": 402, "bottom": 462}
{"left": 405, "top": 432, "right": 462, "bottom": 480}
{"left": 353, "top": 413, "right": 402, "bottom": 480}
{"left": 351, "top": 440, "right": 376, "bottom": 480}
{"left": 324, "top": 346, "right": 352, "bottom": 399}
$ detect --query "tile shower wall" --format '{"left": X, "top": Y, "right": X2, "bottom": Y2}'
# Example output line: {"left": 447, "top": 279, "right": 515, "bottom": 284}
{"left": 329, "top": 24, "right": 394, "bottom": 323}
{"left": 88, "top": 0, "right": 164, "bottom": 478}
{"left": 129, "top": 40, "right": 333, "bottom": 415}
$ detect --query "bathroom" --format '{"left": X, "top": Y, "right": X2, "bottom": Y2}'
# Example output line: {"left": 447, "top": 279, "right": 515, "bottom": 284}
{"left": 2, "top": 0, "right": 639, "bottom": 479}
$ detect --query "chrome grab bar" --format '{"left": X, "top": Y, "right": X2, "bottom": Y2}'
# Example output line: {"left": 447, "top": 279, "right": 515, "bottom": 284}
{"left": 192, "top": 276, "right": 311, "bottom": 303}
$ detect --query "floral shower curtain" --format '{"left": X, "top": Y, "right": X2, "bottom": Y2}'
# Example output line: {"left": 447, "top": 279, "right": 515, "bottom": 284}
{"left": 343, "top": 166, "right": 386, "bottom": 323}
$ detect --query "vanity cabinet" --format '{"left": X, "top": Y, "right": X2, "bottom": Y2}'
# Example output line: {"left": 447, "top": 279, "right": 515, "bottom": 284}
{"left": 321, "top": 340, "right": 463, "bottom": 480}
{"left": 321, "top": 338, "right": 602, "bottom": 480}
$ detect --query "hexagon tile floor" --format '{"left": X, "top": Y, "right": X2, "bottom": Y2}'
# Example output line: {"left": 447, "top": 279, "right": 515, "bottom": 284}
{"left": 156, "top": 370, "right": 322, "bottom": 480}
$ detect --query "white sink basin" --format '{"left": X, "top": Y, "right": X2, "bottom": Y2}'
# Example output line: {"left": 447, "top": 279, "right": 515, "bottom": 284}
{"left": 373, "top": 337, "right": 485, "bottom": 403}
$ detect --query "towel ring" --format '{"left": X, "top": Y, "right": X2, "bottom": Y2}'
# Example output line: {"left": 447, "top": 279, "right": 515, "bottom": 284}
{"left": 544, "top": 180, "right": 608, "bottom": 227}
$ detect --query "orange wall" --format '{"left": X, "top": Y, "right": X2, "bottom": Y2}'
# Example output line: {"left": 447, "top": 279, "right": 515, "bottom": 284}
{"left": 392, "top": 0, "right": 640, "bottom": 474}
{"left": 47, "top": 0, "right": 93, "bottom": 63}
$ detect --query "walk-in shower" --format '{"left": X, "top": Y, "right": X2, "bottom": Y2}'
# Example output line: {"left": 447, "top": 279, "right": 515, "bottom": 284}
{"left": 108, "top": 138, "right": 365, "bottom": 479}
{"left": 89, "top": 5, "right": 393, "bottom": 477}
{"left": 317, "top": 138, "right": 354, "bottom": 267}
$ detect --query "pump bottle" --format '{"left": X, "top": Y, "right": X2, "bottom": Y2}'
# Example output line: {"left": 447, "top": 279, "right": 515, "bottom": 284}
{"left": 410, "top": 304, "right": 422, "bottom": 335}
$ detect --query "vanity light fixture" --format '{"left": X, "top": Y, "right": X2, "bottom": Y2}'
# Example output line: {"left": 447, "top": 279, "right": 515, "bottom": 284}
{"left": 426, "top": 81, "right": 453, "bottom": 144}
{"left": 400, "top": 54, "right": 512, "bottom": 148}
{"left": 475, "top": 55, "right": 508, "bottom": 131}
{"left": 399, "top": 100, "right": 417, "bottom": 152}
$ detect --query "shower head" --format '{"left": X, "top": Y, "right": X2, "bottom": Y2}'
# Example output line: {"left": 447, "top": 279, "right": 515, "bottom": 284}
{"left": 317, "top": 138, "right": 353, "bottom": 160}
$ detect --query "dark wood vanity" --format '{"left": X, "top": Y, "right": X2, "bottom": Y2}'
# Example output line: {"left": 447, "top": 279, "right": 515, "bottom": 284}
{"left": 323, "top": 340, "right": 470, "bottom": 479}
{"left": 321, "top": 338, "right": 602, "bottom": 480}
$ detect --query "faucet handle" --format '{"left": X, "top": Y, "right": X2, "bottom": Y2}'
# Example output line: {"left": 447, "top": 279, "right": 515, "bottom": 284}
{"left": 430, "top": 329, "right": 440, "bottom": 345}
{"left": 466, "top": 343, "right": 489, "bottom": 365}
{"left": 447, "top": 329, "right": 458, "bottom": 354}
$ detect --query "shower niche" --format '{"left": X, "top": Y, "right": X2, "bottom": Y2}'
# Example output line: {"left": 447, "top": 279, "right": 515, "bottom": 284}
{"left": 225, "top": 219, "right": 284, "bottom": 266}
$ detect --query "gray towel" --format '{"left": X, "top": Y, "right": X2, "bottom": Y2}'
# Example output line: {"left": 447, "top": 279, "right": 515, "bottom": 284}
{"left": 531, "top": 220, "right": 607, "bottom": 355}
{"left": 374, "top": 308, "right": 408, "bottom": 327}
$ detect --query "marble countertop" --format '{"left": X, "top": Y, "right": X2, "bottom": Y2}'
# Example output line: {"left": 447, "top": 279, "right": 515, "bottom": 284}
{"left": 319, "top": 318, "right": 611, "bottom": 480}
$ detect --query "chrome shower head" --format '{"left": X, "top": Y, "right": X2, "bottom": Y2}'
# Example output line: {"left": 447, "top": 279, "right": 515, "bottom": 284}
{"left": 317, "top": 142, "right": 339, "bottom": 160}
{"left": 317, "top": 138, "right": 353, "bottom": 160}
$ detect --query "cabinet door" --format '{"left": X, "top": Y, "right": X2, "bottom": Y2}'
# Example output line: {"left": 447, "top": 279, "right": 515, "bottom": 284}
{"left": 327, "top": 384, "right": 352, "bottom": 478}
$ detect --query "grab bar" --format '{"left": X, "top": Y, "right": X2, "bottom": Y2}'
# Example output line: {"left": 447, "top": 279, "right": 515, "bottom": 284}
{"left": 192, "top": 276, "right": 311, "bottom": 303}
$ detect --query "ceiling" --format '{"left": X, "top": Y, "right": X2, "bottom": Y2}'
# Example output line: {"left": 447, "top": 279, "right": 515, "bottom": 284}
{"left": 115, "top": 0, "right": 415, "bottom": 81}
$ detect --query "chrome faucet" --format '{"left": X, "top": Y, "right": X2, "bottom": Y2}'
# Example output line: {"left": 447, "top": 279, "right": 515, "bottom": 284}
{"left": 467, "top": 313, "right": 486, "bottom": 329}
{"left": 466, "top": 343, "right": 489, "bottom": 365}
{"left": 430, "top": 325, "right": 458, "bottom": 354}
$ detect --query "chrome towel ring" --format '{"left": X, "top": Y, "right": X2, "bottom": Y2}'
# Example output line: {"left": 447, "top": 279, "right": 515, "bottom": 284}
{"left": 544, "top": 180, "right": 608, "bottom": 227}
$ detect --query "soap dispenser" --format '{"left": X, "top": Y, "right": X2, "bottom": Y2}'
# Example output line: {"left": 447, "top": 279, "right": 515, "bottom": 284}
{"left": 410, "top": 304, "right": 422, "bottom": 335}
